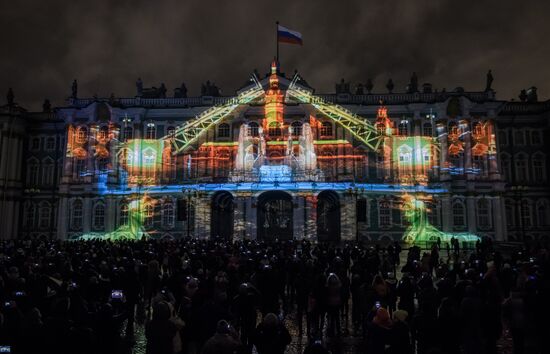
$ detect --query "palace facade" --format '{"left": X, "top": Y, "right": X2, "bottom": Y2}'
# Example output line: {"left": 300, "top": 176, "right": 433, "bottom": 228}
{"left": 0, "top": 63, "right": 549, "bottom": 242}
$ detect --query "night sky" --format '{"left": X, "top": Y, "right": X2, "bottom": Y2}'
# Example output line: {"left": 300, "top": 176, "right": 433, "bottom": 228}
{"left": 1, "top": 0, "right": 549, "bottom": 110}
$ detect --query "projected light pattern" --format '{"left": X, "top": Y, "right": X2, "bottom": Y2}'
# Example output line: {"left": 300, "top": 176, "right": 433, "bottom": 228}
{"left": 402, "top": 194, "right": 479, "bottom": 246}
{"left": 78, "top": 195, "right": 150, "bottom": 241}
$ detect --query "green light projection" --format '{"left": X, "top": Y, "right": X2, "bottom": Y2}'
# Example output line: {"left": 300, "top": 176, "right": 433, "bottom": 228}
{"left": 402, "top": 195, "right": 479, "bottom": 246}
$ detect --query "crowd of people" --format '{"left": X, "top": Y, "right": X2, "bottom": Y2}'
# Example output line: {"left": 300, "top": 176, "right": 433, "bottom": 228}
{"left": 0, "top": 236, "right": 548, "bottom": 354}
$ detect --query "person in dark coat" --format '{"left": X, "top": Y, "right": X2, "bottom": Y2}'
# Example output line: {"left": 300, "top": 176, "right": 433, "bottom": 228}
{"left": 201, "top": 320, "right": 241, "bottom": 354}
{"left": 252, "top": 313, "right": 291, "bottom": 354}
{"left": 366, "top": 307, "right": 392, "bottom": 354}
{"left": 145, "top": 301, "right": 178, "bottom": 354}
{"left": 388, "top": 310, "right": 412, "bottom": 354}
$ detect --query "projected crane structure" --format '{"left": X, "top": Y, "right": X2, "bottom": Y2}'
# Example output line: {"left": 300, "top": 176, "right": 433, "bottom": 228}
{"left": 169, "top": 75, "right": 265, "bottom": 154}
{"left": 286, "top": 75, "right": 383, "bottom": 151}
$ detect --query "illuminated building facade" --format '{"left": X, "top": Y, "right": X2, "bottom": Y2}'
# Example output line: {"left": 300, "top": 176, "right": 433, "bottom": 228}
{"left": 1, "top": 65, "right": 549, "bottom": 242}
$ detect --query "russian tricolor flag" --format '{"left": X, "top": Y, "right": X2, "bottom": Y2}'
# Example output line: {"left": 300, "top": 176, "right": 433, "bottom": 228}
{"left": 277, "top": 25, "right": 303, "bottom": 45}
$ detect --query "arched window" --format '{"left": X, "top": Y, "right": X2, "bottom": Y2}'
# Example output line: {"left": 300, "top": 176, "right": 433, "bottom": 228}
{"left": 146, "top": 123, "right": 156, "bottom": 139}
{"left": 268, "top": 122, "right": 282, "bottom": 137}
{"left": 42, "top": 159, "right": 54, "bottom": 186}
{"left": 27, "top": 161, "right": 39, "bottom": 186}
{"left": 505, "top": 200, "right": 515, "bottom": 227}
{"left": 71, "top": 200, "right": 83, "bottom": 230}
{"left": 427, "top": 200, "right": 440, "bottom": 227}
{"left": 98, "top": 126, "right": 109, "bottom": 142}
{"left": 45, "top": 137, "right": 55, "bottom": 151}
{"left": 76, "top": 127, "right": 88, "bottom": 144}
{"left": 217, "top": 123, "right": 230, "bottom": 138}
{"left": 452, "top": 201, "right": 466, "bottom": 227}
{"left": 423, "top": 123, "right": 432, "bottom": 137}
{"left": 448, "top": 122, "right": 459, "bottom": 138}
{"left": 376, "top": 123, "right": 386, "bottom": 135}
{"left": 500, "top": 153, "right": 512, "bottom": 181}
{"left": 31, "top": 137, "right": 41, "bottom": 150}
{"left": 119, "top": 202, "right": 129, "bottom": 227}
{"left": 398, "top": 121, "right": 409, "bottom": 136}
{"left": 93, "top": 202, "right": 105, "bottom": 230}
{"left": 123, "top": 126, "right": 133, "bottom": 141}
{"left": 25, "top": 203, "right": 36, "bottom": 229}
{"left": 38, "top": 202, "right": 51, "bottom": 229}
{"left": 532, "top": 153, "right": 546, "bottom": 182}
{"left": 515, "top": 154, "right": 529, "bottom": 182}
{"left": 74, "top": 158, "right": 87, "bottom": 178}
{"left": 144, "top": 203, "right": 154, "bottom": 227}
{"left": 248, "top": 122, "right": 259, "bottom": 137}
{"left": 378, "top": 200, "right": 391, "bottom": 227}
{"left": 537, "top": 200, "right": 549, "bottom": 227}
{"left": 477, "top": 198, "right": 491, "bottom": 229}
{"left": 531, "top": 130, "right": 543, "bottom": 145}
{"left": 520, "top": 200, "right": 532, "bottom": 228}
{"left": 291, "top": 121, "right": 303, "bottom": 136}
{"left": 162, "top": 202, "right": 175, "bottom": 228}
{"left": 320, "top": 122, "right": 333, "bottom": 137}
{"left": 472, "top": 122, "right": 484, "bottom": 138}
{"left": 514, "top": 130, "right": 525, "bottom": 145}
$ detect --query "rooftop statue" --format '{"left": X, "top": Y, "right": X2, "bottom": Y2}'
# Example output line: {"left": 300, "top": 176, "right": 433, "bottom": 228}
{"left": 136, "top": 78, "right": 143, "bottom": 96}
{"left": 386, "top": 78, "right": 394, "bottom": 93}
{"left": 366, "top": 78, "right": 373, "bottom": 94}
{"left": 335, "top": 78, "right": 350, "bottom": 94}
{"left": 42, "top": 99, "right": 51, "bottom": 112}
{"left": 6, "top": 88, "right": 14, "bottom": 106}
{"left": 355, "top": 83, "right": 364, "bottom": 95}
{"left": 71, "top": 79, "right": 78, "bottom": 98}
{"left": 485, "top": 70, "right": 493, "bottom": 91}
{"left": 159, "top": 83, "right": 167, "bottom": 98}
{"left": 407, "top": 72, "right": 418, "bottom": 93}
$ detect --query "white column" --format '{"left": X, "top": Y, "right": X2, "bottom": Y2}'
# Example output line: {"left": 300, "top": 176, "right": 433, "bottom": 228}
{"left": 57, "top": 197, "right": 68, "bottom": 240}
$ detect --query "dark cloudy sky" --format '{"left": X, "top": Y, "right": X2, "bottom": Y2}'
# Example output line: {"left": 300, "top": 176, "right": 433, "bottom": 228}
{"left": 1, "top": 0, "right": 549, "bottom": 110}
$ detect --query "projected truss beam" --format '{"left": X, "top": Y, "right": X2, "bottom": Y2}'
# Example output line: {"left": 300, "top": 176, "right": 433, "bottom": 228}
{"left": 287, "top": 76, "right": 382, "bottom": 151}
{"left": 169, "top": 76, "right": 264, "bottom": 154}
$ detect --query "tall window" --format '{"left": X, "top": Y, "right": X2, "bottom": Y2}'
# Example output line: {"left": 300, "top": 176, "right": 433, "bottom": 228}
{"left": 448, "top": 122, "right": 459, "bottom": 138}
{"left": 146, "top": 124, "right": 156, "bottom": 139}
{"left": 505, "top": 200, "right": 515, "bottom": 227}
{"left": 123, "top": 126, "right": 133, "bottom": 141}
{"left": 532, "top": 153, "right": 546, "bottom": 182}
{"left": 45, "top": 137, "right": 55, "bottom": 151}
{"left": 423, "top": 123, "right": 432, "bottom": 137}
{"left": 515, "top": 154, "right": 529, "bottom": 182}
{"left": 453, "top": 201, "right": 466, "bottom": 227}
{"left": 31, "top": 138, "right": 41, "bottom": 150}
{"left": 25, "top": 203, "right": 36, "bottom": 229}
{"left": 291, "top": 121, "right": 303, "bottom": 136}
{"left": 248, "top": 122, "right": 259, "bottom": 137}
{"left": 521, "top": 201, "right": 532, "bottom": 228}
{"left": 514, "top": 130, "right": 525, "bottom": 145}
{"left": 500, "top": 154, "right": 512, "bottom": 181}
{"left": 376, "top": 123, "right": 386, "bottom": 135}
{"left": 27, "top": 163, "right": 39, "bottom": 186}
{"left": 472, "top": 122, "right": 484, "bottom": 138}
{"left": 268, "top": 122, "right": 282, "bottom": 137}
{"left": 531, "top": 130, "right": 542, "bottom": 145}
{"left": 498, "top": 130, "right": 508, "bottom": 146}
{"left": 38, "top": 202, "right": 51, "bottom": 229}
{"left": 320, "top": 122, "right": 333, "bottom": 137}
{"left": 427, "top": 201, "right": 440, "bottom": 227}
{"left": 119, "top": 202, "right": 129, "bottom": 227}
{"left": 76, "top": 127, "right": 87, "bottom": 144}
{"left": 398, "top": 121, "right": 409, "bottom": 136}
{"left": 477, "top": 199, "right": 491, "bottom": 229}
{"left": 93, "top": 203, "right": 105, "bottom": 230}
{"left": 537, "top": 201, "right": 549, "bottom": 227}
{"left": 162, "top": 202, "right": 175, "bottom": 228}
{"left": 71, "top": 200, "right": 83, "bottom": 230}
{"left": 75, "top": 159, "right": 86, "bottom": 178}
{"left": 41, "top": 162, "right": 54, "bottom": 185}
{"left": 217, "top": 123, "right": 230, "bottom": 138}
{"left": 378, "top": 200, "right": 391, "bottom": 227}
{"left": 144, "top": 204, "right": 154, "bottom": 227}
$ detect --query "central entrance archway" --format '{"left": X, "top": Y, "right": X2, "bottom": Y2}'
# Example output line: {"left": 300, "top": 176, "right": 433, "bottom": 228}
{"left": 211, "top": 191, "right": 234, "bottom": 240}
{"left": 257, "top": 191, "right": 293, "bottom": 241}
{"left": 317, "top": 190, "right": 341, "bottom": 242}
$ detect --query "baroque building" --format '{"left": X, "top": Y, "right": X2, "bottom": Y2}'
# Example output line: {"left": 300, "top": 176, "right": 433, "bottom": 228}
{"left": 0, "top": 63, "right": 549, "bottom": 242}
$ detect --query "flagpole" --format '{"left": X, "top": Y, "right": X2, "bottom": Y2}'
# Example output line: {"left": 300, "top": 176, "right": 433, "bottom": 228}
{"left": 276, "top": 21, "right": 279, "bottom": 63}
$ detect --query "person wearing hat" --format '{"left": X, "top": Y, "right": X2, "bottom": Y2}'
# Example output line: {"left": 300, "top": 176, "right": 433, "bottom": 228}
{"left": 201, "top": 319, "right": 241, "bottom": 354}
{"left": 388, "top": 310, "right": 412, "bottom": 354}
{"left": 251, "top": 313, "right": 291, "bottom": 354}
